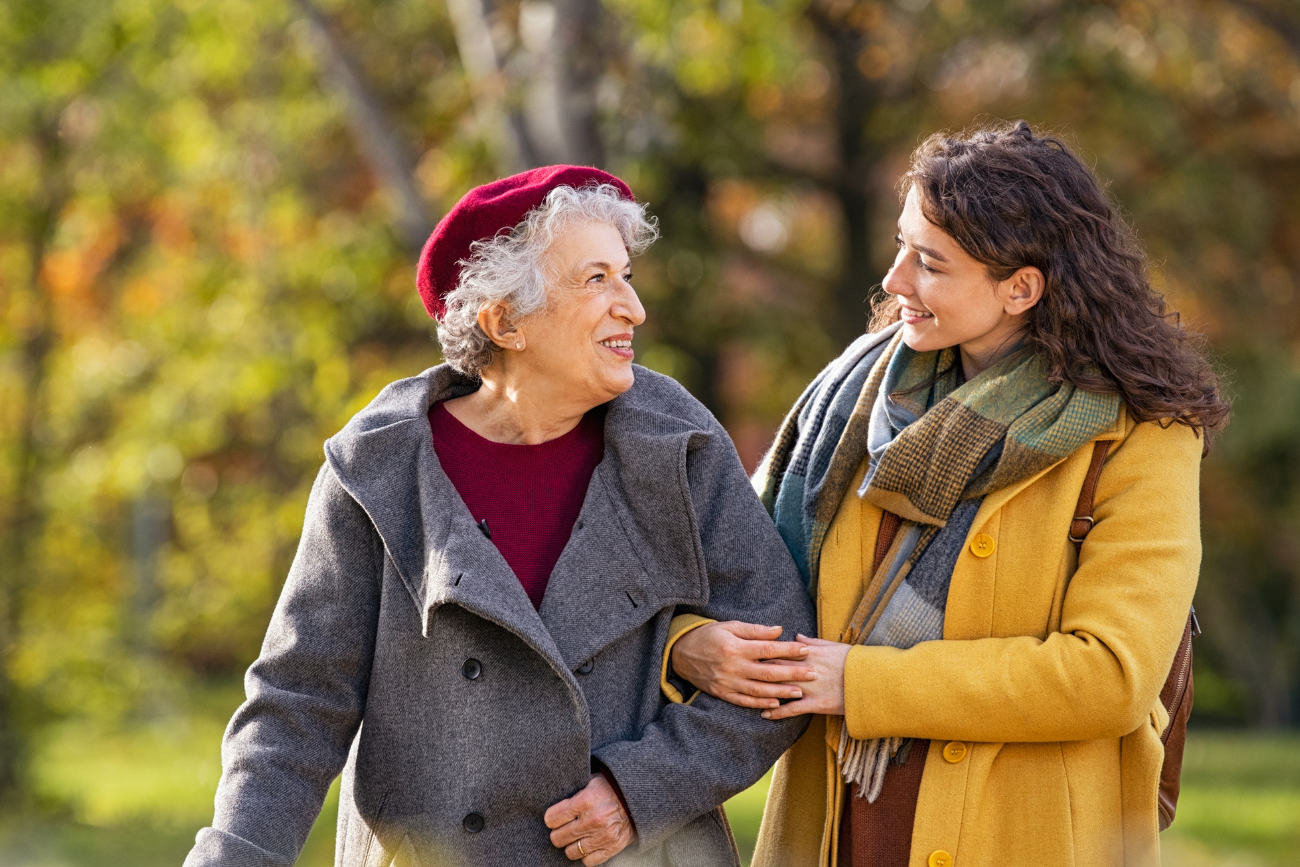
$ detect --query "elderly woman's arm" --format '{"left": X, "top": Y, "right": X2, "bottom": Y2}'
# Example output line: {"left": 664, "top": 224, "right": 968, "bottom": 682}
{"left": 586, "top": 420, "right": 817, "bottom": 853}
{"left": 185, "top": 464, "right": 382, "bottom": 867}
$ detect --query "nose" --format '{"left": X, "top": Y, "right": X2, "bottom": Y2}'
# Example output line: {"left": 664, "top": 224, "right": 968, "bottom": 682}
{"left": 881, "top": 248, "right": 910, "bottom": 299}
{"left": 615, "top": 279, "right": 646, "bottom": 327}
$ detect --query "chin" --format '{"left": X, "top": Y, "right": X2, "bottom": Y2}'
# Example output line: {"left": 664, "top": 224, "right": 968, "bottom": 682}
{"left": 607, "top": 367, "right": 636, "bottom": 396}
{"left": 901, "top": 323, "right": 947, "bottom": 353}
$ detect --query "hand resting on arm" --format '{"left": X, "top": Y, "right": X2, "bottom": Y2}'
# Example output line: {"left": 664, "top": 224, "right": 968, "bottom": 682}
{"left": 670, "top": 621, "right": 818, "bottom": 709}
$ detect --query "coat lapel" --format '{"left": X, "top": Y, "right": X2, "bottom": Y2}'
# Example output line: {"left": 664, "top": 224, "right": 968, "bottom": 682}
{"left": 324, "top": 368, "right": 568, "bottom": 678}
{"left": 324, "top": 365, "right": 713, "bottom": 683}
{"left": 539, "top": 382, "right": 712, "bottom": 667}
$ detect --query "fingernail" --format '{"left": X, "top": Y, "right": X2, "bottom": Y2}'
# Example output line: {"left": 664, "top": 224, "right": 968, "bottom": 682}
{"left": 799, "top": 646, "right": 809, "bottom": 655}
{"left": 761, "top": 711, "right": 771, "bottom": 719}
{"left": 792, "top": 691, "right": 802, "bottom": 699}
{"left": 806, "top": 671, "right": 818, "bottom": 680}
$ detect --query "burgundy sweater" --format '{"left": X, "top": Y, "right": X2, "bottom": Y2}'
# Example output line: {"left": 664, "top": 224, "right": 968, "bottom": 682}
{"left": 428, "top": 401, "right": 605, "bottom": 609}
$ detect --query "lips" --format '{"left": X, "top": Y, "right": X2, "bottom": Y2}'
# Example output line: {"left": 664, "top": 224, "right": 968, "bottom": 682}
{"left": 599, "top": 333, "right": 634, "bottom": 359}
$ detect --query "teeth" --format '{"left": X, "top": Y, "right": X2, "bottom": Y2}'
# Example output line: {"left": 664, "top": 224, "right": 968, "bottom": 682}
{"left": 600, "top": 339, "right": 632, "bottom": 348}
{"left": 903, "top": 308, "right": 933, "bottom": 318}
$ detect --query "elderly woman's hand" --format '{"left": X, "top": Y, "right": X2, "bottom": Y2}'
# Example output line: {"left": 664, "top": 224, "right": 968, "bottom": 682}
{"left": 545, "top": 773, "right": 635, "bottom": 865}
{"left": 670, "top": 621, "right": 817, "bottom": 709}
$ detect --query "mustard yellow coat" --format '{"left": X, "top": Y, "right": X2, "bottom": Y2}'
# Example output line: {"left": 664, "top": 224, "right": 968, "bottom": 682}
{"left": 748, "top": 408, "right": 1202, "bottom": 867}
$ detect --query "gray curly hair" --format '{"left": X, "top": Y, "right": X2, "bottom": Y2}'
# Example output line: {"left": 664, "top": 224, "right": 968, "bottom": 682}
{"left": 436, "top": 183, "right": 659, "bottom": 378}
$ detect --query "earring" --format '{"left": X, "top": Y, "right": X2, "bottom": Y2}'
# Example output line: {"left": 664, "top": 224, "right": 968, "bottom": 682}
{"left": 515, "top": 342, "right": 522, "bottom": 349}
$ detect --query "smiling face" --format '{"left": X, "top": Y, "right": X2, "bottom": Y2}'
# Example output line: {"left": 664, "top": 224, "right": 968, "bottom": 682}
{"left": 883, "top": 186, "right": 1043, "bottom": 379}
{"left": 517, "top": 220, "right": 646, "bottom": 408}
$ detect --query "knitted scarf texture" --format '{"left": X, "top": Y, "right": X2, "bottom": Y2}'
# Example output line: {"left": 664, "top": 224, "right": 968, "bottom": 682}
{"left": 756, "top": 325, "right": 1119, "bottom": 801}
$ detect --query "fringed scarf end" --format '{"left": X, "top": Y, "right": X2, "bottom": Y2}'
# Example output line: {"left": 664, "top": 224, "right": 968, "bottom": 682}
{"left": 835, "top": 726, "right": 903, "bottom": 804}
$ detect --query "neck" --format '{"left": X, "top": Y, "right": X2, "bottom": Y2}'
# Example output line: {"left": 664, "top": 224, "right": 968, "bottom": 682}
{"left": 444, "top": 360, "right": 593, "bottom": 445}
{"left": 959, "top": 325, "right": 1025, "bottom": 381}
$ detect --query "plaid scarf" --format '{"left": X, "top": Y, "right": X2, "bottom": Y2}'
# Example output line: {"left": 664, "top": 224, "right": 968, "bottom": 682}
{"left": 756, "top": 326, "right": 1119, "bottom": 800}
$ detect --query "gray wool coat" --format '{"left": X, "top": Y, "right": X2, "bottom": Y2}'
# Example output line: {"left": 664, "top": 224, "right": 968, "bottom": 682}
{"left": 184, "top": 364, "right": 815, "bottom": 867}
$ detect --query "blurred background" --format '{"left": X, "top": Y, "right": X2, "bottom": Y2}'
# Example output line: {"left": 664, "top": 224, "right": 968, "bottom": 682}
{"left": 2, "top": 0, "right": 1299, "bottom": 863}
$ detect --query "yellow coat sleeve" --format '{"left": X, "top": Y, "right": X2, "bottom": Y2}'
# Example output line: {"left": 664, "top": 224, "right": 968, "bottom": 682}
{"left": 842, "top": 420, "right": 1202, "bottom": 743}
{"left": 660, "top": 613, "right": 714, "bottom": 704}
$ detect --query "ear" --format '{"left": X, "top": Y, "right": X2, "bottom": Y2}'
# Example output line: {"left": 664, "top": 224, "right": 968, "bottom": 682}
{"left": 477, "top": 302, "right": 523, "bottom": 351}
{"left": 1001, "top": 266, "right": 1044, "bottom": 316}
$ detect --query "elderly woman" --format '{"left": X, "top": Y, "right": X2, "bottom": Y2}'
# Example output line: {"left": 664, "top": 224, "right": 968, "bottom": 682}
{"left": 183, "top": 166, "right": 815, "bottom": 867}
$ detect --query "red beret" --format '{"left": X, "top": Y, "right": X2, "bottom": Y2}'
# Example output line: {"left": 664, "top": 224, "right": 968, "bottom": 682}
{"left": 416, "top": 165, "right": 635, "bottom": 321}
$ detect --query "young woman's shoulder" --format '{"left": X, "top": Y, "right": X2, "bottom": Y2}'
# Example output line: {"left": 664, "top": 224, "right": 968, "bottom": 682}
{"left": 1101, "top": 403, "right": 1204, "bottom": 488}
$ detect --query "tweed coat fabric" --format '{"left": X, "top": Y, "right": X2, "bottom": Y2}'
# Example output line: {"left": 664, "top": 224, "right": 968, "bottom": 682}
{"left": 184, "top": 364, "right": 815, "bottom": 867}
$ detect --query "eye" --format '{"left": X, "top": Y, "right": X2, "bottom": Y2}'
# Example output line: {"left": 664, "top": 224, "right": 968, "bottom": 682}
{"left": 623, "top": 271, "right": 634, "bottom": 283}
{"left": 588, "top": 272, "right": 605, "bottom": 283}
{"left": 894, "top": 234, "right": 904, "bottom": 248}
{"left": 917, "top": 258, "right": 936, "bottom": 273}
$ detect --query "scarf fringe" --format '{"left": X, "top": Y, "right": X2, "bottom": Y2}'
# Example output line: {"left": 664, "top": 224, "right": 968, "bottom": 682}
{"left": 836, "top": 722, "right": 902, "bottom": 803}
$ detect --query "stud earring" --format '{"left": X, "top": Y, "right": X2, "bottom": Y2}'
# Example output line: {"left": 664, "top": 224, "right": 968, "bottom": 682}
{"left": 515, "top": 342, "right": 522, "bottom": 349}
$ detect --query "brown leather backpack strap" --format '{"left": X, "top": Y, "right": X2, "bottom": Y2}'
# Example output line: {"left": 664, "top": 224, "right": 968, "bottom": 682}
{"left": 874, "top": 511, "right": 903, "bottom": 573}
{"left": 1070, "top": 441, "right": 1112, "bottom": 550}
{"left": 1157, "top": 610, "right": 1198, "bottom": 831}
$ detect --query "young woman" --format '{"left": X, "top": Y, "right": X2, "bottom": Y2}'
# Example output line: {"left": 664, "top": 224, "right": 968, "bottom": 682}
{"left": 665, "top": 121, "right": 1229, "bottom": 867}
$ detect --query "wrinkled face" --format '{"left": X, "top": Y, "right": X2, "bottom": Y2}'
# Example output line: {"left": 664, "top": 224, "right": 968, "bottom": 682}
{"left": 522, "top": 220, "right": 646, "bottom": 405}
{"left": 883, "top": 186, "right": 1026, "bottom": 367}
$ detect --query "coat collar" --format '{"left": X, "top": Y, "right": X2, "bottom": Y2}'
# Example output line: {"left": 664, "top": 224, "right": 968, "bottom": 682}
{"left": 323, "top": 364, "right": 714, "bottom": 675}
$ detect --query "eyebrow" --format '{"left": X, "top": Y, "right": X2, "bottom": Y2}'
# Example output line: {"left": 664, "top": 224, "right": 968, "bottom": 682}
{"left": 896, "top": 226, "right": 950, "bottom": 264}
{"left": 583, "top": 259, "right": 631, "bottom": 272}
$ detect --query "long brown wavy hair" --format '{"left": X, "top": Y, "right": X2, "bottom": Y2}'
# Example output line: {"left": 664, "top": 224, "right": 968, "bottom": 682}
{"left": 872, "top": 120, "right": 1230, "bottom": 444}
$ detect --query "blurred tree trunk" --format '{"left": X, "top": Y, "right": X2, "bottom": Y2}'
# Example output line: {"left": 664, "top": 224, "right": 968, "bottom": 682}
{"left": 0, "top": 125, "right": 64, "bottom": 806}
{"left": 294, "top": 0, "right": 434, "bottom": 253}
{"left": 126, "top": 494, "right": 168, "bottom": 656}
{"left": 552, "top": 0, "right": 607, "bottom": 167}
{"left": 653, "top": 163, "right": 722, "bottom": 414}
{"left": 808, "top": 3, "right": 891, "bottom": 345}
{"left": 446, "top": 0, "right": 542, "bottom": 172}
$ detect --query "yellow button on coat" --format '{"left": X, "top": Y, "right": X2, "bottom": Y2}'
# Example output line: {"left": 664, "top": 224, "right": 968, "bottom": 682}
{"left": 943, "top": 741, "right": 968, "bottom": 763}
{"left": 929, "top": 851, "right": 953, "bottom": 867}
{"left": 970, "top": 533, "right": 996, "bottom": 558}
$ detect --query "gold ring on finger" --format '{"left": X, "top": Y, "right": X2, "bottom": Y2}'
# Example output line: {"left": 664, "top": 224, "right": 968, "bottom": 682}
{"left": 577, "top": 839, "right": 586, "bottom": 858}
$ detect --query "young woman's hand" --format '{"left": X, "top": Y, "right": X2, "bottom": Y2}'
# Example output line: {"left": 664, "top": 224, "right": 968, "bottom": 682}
{"left": 670, "top": 621, "right": 816, "bottom": 709}
{"left": 760, "top": 635, "right": 849, "bottom": 720}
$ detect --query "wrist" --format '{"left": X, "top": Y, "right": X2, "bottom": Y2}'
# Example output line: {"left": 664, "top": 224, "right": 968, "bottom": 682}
{"left": 591, "top": 760, "right": 632, "bottom": 825}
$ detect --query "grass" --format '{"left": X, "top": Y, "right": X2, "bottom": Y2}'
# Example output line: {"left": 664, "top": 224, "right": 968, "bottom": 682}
{"left": 2, "top": 717, "right": 1296, "bottom": 866}
{"left": 1159, "top": 731, "right": 1300, "bottom": 867}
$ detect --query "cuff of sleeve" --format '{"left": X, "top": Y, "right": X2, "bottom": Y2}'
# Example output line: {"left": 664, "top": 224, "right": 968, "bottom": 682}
{"left": 184, "top": 828, "right": 296, "bottom": 867}
{"left": 591, "top": 758, "right": 633, "bottom": 830}
{"left": 660, "top": 614, "right": 714, "bottom": 704}
{"left": 842, "top": 643, "right": 904, "bottom": 741}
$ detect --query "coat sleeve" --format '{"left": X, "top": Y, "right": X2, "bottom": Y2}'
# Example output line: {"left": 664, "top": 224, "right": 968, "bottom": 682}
{"left": 185, "top": 463, "right": 384, "bottom": 867}
{"left": 841, "top": 419, "right": 1202, "bottom": 744}
{"left": 592, "top": 421, "right": 817, "bottom": 851}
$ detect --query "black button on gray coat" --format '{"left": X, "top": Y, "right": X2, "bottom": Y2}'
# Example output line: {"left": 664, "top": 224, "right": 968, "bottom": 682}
{"left": 184, "top": 365, "right": 815, "bottom": 867}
